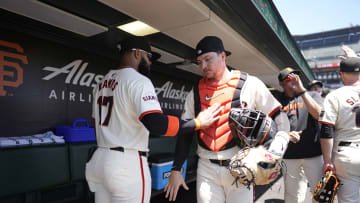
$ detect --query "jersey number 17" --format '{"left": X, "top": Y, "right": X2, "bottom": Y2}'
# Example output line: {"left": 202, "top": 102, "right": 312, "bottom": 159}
{"left": 97, "top": 96, "right": 114, "bottom": 126}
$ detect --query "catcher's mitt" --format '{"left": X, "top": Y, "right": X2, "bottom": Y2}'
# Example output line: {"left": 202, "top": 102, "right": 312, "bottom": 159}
{"left": 228, "top": 146, "right": 282, "bottom": 188}
{"left": 313, "top": 170, "right": 340, "bottom": 203}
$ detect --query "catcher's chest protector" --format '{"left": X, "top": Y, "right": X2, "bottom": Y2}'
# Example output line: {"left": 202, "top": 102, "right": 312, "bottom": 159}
{"left": 194, "top": 71, "right": 247, "bottom": 151}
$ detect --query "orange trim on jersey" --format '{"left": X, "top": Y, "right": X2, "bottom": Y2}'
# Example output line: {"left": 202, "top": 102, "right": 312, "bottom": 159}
{"left": 269, "top": 105, "right": 282, "bottom": 117}
{"left": 139, "top": 110, "right": 163, "bottom": 121}
{"left": 163, "top": 115, "right": 179, "bottom": 137}
{"left": 194, "top": 118, "right": 201, "bottom": 130}
{"left": 318, "top": 121, "right": 335, "bottom": 127}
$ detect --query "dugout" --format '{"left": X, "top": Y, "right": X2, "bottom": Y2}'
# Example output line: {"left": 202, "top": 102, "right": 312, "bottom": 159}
{"left": 0, "top": 1, "right": 313, "bottom": 202}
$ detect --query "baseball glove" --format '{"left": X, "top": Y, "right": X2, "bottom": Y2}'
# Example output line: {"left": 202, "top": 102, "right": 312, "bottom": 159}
{"left": 313, "top": 170, "right": 340, "bottom": 203}
{"left": 228, "top": 146, "right": 282, "bottom": 188}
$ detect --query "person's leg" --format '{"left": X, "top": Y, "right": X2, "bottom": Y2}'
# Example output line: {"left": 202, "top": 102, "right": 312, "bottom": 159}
{"left": 94, "top": 183, "right": 112, "bottom": 203}
{"left": 105, "top": 149, "right": 151, "bottom": 203}
{"left": 197, "top": 158, "right": 226, "bottom": 203}
{"left": 283, "top": 158, "right": 307, "bottom": 203}
{"left": 303, "top": 155, "right": 323, "bottom": 203}
{"left": 85, "top": 148, "right": 111, "bottom": 203}
{"left": 336, "top": 174, "right": 360, "bottom": 203}
{"left": 333, "top": 144, "right": 360, "bottom": 203}
{"left": 222, "top": 165, "right": 253, "bottom": 203}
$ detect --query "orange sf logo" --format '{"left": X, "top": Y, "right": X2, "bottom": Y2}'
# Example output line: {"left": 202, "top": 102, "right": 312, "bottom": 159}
{"left": 0, "top": 40, "right": 28, "bottom": 96}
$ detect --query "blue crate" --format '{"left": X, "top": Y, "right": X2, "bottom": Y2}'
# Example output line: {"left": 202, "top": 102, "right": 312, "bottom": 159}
{"left": 55, "top": 119, "right": 95, "bottom": 142}
{"left": 149, "top": 153, "right": 187, "bottom": 190}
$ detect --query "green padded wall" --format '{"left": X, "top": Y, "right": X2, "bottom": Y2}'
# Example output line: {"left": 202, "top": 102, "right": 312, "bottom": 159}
{"left": 0, "top": 144, "right": 70, "bottom": 197}
{"left": 68, "top": 142, "right": 97, "bottom": 181}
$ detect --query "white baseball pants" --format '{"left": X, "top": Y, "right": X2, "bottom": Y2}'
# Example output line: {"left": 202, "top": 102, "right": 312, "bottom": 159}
{"left": 196, "top": 157, "right": 253, "bottom": 203}
{"left": 283, "top": 155, "right": 323, "bottom": 203}
{"left": 333, "top": 141, "right": 360, "bottom": 203}
{"left": 85, "top": 147, "right": 151, "bottom": 203}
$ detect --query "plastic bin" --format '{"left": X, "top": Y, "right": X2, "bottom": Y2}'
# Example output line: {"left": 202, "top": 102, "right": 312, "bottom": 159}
{"left": 55, "top": 119, "right": 95, "bottom": 142}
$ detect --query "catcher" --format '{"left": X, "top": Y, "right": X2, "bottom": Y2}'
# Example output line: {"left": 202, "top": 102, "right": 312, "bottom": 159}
{"left": 228, "top": 108, "right": 299, "bottom": 187}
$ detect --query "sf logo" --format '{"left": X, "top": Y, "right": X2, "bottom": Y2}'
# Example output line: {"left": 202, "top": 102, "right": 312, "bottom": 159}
{"left": 0, "top": 40, "right": 28, "bottom": 96}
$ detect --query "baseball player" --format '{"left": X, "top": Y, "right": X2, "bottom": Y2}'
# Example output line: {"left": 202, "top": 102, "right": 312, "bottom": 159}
{"left": 319, "top": 56, "right": 360, "bottom": 203}
{"left": 275, "top": 68, "right": 324, "bottom": 203}
{"left": 85, "top": 37, "right": 222, "bottom": 203}
{"left": 308, "top": 80, "right": 323, "bottom": 95}
{"left": 165, "top": 36, "right": 294, "bottom": 203}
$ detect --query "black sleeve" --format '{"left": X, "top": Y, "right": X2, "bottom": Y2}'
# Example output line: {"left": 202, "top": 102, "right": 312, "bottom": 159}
{"left": 320, "top": 123, "right": 335, "bottom": 138}
{"left": 270, "top": 108, "right": 282, "bottom": 120}
{"left": 141, "top": 113, "right": 197, "bottom": 136}
{"left": 171, "top": 130, "right": 194, "bottom": 171}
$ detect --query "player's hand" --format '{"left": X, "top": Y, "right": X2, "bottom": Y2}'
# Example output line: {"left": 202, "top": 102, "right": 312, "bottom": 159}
{"left": 339, "top": 45, "right": 357, "bottom": 60}
{"left": 196, "top": 103, "right": 223, "bottom": 129}
{"left": 288, "top": 73, "right": 306, "bottom": 94}
{"left": 164, "top": 170, "right": 188, "bottom": 201}
{"left": 289, "top": 131, "right": 301, "bottom": 143}
{"left": 323, "top": 162, "right": 335, "bottom": 174}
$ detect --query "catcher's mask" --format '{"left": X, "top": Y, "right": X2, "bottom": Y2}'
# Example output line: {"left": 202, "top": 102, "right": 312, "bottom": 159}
{"left": 229, "top": 108, "right": 277, "bottom": 148}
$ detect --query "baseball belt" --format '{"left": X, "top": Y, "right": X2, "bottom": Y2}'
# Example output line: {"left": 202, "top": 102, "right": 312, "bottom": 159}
{"left": 111, "top": 146, "right": 148, "bottom": 157}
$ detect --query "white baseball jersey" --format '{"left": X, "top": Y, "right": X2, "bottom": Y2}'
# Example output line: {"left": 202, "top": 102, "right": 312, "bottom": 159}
{"left": 319, "top": 85, "right": 360, "bottom": 143}
{"left": 92, "top": 67, "right": 162, "bottom": 151}
{"left": 182, "top": 71, "right": 282, "bottom": 159}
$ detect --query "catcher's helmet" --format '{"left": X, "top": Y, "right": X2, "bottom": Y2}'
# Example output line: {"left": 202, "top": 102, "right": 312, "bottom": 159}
{"left": 229, "top": 108, "right": 277, "bottom": 148}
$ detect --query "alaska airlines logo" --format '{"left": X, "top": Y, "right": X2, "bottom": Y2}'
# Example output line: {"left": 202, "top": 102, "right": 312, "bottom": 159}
{"left": 42, "top": 59, "right": 104, "bottom": 88}
{"left": 42, "top": 60, "right": 104, "bottom": 103}
{"left": 0, "top": 40, "right": 28, "bottom": 96}
{"left": 155, "top": 81, "right": 189, "bottom": 102}
{"left": 205, "top": 93, "right": 224, "bottom": 101}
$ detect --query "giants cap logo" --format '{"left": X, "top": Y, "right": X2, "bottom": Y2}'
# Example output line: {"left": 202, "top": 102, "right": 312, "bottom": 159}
{"left": 0, "top": 40, "right": 28, "bottom": 96}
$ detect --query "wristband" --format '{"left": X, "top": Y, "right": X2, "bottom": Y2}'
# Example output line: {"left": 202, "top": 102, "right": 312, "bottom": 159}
{"left": 194, "top": 118, "right": 201, "bottom": 130}
{"left": 297, "top": 90, "right": 306, "bottom": 96}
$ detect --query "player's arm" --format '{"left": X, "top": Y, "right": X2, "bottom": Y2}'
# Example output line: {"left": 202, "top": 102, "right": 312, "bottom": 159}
{"left": 288, "top": 73, "right": 322, "bottom": 120}
{"left": 268, "top": 110, "right": 292, "bottom": 157}
{"left": 319, "top": 93, "right": 338, "bottom": 173}
{"left": 165, "top": 90, "right": 195, "bottom": 201}
{"left": 140, "top": 113, "right": 196, "bottom": 137}
{"left": 140, "top": 103, "right": 221, "bottom": 137}
{"left": 319, "top": 123, "right": 335, "bottom": 173}
{"left": 253, "top": 77, "right": 292, "bottom": 156}
{"left": 300, "top": 91, "right": 322, "bottom": 120}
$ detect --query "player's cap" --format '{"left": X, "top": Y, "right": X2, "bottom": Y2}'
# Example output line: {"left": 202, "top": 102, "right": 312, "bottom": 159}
{"left": 195, "top": 36, "right": 231, "bottom": 57}
{"left": 340, "top": 57, "right": 360, "bottom": 72}
{"left": 278, "top": 67, "right": 301, "bottom": 81}
{"left": 117, "top": 37, "right": 161, "bottom": 61}
{"left": 308, "top": 80, "right": 323, "bottom": 89}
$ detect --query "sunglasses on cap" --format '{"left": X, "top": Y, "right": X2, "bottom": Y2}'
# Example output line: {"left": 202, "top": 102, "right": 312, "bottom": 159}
{"left": 131, "top": 48, "right": 152, "bottom": 60}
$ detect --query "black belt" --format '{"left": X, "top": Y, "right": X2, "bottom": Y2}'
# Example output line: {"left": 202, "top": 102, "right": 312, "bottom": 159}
{"left": 110, "top": 146, "right": 148, "bottom": 157}
{"left": 339, "top": 141, "right": 359, "bottom": 147}
{"left": 209, "top": 159, "right": 230, "bottom": 167}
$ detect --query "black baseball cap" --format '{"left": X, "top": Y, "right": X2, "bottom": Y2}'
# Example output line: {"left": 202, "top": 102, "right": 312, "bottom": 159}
{"left": 278, "top": 67, "right": 301, "bottom": 81}
{"left": 117, "top": 37, "right": 161, "bottom": 61}
{"left": 308, "top": 80, "right": 323, "bottom": 89}
{"left": 195, "top": 36, "right": 231, "bottom": 57}
{"left": 340, "top": 57, "right": 360, "bottom": 72}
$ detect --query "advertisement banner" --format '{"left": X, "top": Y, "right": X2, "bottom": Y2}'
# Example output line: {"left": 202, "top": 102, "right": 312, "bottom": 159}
{"left": 0, "top": 30, "right": 194, "bottom": 137}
